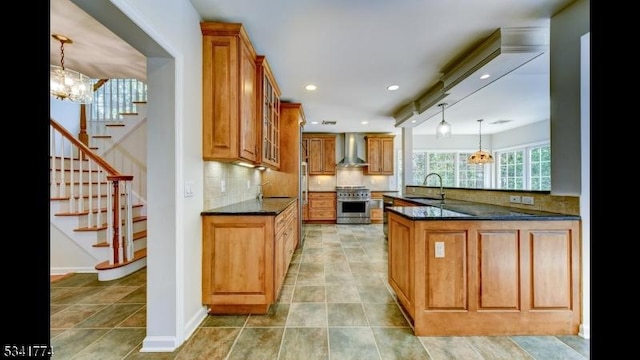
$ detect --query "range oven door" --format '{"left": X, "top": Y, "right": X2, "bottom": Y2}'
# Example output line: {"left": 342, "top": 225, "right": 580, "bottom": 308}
{"left": 337, "top": 199, "right": 370, "bottom": 224}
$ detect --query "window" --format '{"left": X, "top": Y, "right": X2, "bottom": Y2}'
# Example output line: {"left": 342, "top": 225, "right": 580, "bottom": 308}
{"left": 458, "top": 153, "right": 485, "bottom": 188}
{"left": 529, "top": 145, "right": 551, "bottom": 190}
{"left": 496, "top": 144, "right": 550, "bottom": 190}
{"left": 412, "top": 151, "right": 485, "bottom": 187}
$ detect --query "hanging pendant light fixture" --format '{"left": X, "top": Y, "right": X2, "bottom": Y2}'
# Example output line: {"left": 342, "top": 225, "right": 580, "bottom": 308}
{"left": 50, "top": 34, "right": 93, "bottom": 104}
{"left": 468, "top": 119, "right": 494, "bottom": 164}
{"left": 435, "top": 103, "right": 451, "bottom": 138}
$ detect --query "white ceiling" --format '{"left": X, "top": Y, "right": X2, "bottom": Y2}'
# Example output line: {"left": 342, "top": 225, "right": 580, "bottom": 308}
{"left": 50, "top": 0, "right": 576, "bottom": 135}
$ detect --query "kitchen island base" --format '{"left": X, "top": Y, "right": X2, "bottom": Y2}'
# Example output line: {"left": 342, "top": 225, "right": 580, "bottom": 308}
{"left": 388, "top": 212, "right": 581, "bottom": 336}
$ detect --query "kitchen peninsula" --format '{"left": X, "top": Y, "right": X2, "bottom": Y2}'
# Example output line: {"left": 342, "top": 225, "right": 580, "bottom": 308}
{"left": 201, "top": 197, "right": 298, "bottom": 314}
{"left": 385, "top": 193, "right": 581, "bottom": 336}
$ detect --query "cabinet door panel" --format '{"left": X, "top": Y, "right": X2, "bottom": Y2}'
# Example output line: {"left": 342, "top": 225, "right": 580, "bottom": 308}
{"left": 239, "top": 44, "right": 258, "bottom": 162}
{"left": 529, "top": 230, "right": 573, "bottom": 309}
{"left": 477, "top": 230, "right": 520, "bottom": 309}
{"left": 424, "top": 231, "right": 467, "bottom": 310}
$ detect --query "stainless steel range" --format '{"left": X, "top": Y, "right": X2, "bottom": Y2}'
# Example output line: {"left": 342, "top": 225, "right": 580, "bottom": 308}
{"left": 336, "top": 185, "right": 371, "bottom": 224}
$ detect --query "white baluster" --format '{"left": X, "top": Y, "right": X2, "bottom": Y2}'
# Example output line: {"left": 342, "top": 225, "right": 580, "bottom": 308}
{"left": 106, "top": 179, "right": 114, "bottom": 265}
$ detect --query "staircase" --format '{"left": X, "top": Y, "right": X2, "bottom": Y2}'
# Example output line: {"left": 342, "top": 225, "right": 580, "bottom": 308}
{"left": 50, "top": 101, "right": 148, "bottom": 281}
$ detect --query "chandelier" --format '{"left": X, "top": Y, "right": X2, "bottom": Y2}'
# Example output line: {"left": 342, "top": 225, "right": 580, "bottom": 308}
{"left": 435, "top": 103, "right": 451, "bottom": 138}
{"left": 50, "top": 34, "right": 93, "bottom": 104}
{"left": 468, "top": 119, "right": 494, "bottom": 164}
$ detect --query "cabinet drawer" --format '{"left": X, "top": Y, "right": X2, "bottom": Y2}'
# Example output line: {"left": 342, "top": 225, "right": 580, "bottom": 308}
{"left": 309, "top": 198, "right": 335, "bottom": 209}
{"left": 276, "top": 203, "right": 296, "bottom": 234}
{"left": 371, "top": 208, "right": 383, "bottom": 220}
{"left": 309, "top": 209, "right": 336, "bottom": 220}
{"left": 309, "top": 192, "right": 336, "bottom": 199}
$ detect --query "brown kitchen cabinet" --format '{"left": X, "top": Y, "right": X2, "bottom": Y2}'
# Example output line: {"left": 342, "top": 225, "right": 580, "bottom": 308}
{"left": 387, "top": 212, "right": 581, "bottom": 336}
{"left": 370, "top": 191, "right": 385, "bottom": 223}
{"left": 303, "top": 134, "right": 336, "bottom": 175}
{"left": 256, "top": 55, "right": 281, "bottom": 169}
{"left": 201, "top": 22, "right": 259, "bottom": 163}
{"left": 364, "top": 135, "right": 395, "bottom": 175}
{"left": 307, "top": 191, "right": 336, "bottom": 222}
{"left": 262, "top": 103, "right": 305, "bottom": 197}
{"left": 202, "top": 202, "right": 298, "bottom": 314}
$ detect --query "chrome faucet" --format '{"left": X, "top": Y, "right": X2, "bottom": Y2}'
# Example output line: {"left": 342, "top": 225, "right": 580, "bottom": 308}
{"left": 257, "top": 181, "right": 271, "bottom": 200}
{"left": 423, "top": 173, "right": 445, "bottom": 200}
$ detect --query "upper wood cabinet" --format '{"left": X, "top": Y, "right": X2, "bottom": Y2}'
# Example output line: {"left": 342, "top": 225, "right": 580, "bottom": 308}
{"left": 256, "top": 56, "right": 281, "bottom": 169}
{"left": 364, "top": 135, "right": 395, "bottom": 175}
{"left": 303, "top": 134, "right": 336, "bottom": 175}
{"left": 201, "top": 22, "right": 259, "bottom": 163}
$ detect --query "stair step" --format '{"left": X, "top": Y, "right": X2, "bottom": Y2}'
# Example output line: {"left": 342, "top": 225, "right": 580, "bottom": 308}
{"left": 74, "top": 215, "right": 147, "bottom": 232}
{"left": 54, "top": 203, "right": 144, "bottom": 216}
{"left": 93, "top": 230, "right": 147, "bottom": 247}
{"left": 51, "top": 194, "right": 108, "bottom": 201}
{"left": 95, "top": 248, "right": 146, "bottom": 271}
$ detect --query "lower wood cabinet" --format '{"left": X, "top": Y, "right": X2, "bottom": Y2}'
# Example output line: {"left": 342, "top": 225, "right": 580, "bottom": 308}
{"left": 387, "top": 212, "right": 581, "bottom": 336}
{"left": 370, "top": 191, "right": 385, "bottom": 223}
{"left": 307, "top": 192, "right": 336, "bottom": 222}
{"left": 202, "top": 202, "right": 297, "bottom": 314}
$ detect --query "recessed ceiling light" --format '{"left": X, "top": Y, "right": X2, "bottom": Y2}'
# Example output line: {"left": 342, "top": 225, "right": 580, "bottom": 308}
{"left": 387, "top": 85, "right": 399, "bottom": 91}
{"left": 305, "top": 84, "right": 317, "bottom": 91}
{"left": 411, "top": 120, "right": 416, "bottom": 123}
{"left": 311, "top": 121, "right": 318, "bottom": 124}
{"left": 361, "top": 121, "right": 368, "bottom": 125}
{"left": 480, "top": 74, "right": 490, "bottom": 80}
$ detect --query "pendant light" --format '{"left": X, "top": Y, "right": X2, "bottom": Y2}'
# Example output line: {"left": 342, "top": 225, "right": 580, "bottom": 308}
{"left": 435, "top": 103, "right": 451, "bottom": 138}
{"left": 468, "top": 119, "right": 494, "bottom": 164}
{"left": 50, "top": 34, "right": 93, "bottom": 104}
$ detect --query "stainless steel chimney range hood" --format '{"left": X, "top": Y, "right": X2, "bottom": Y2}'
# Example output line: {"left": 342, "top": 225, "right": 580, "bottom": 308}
{"left": 337, "top": 133, "right": 368, "bottom": 167}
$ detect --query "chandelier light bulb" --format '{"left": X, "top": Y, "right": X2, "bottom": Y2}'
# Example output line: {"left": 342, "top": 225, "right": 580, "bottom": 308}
{"left": 435, "top": 103, "right": 451, "bottom": 138}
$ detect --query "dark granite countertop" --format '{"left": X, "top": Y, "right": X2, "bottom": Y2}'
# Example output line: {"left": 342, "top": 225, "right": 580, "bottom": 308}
{"left": 384, "top": 193, "right": 579, "bottom": 221}
{"left": 201, "top": 197, "right": 297, "bottom": 216}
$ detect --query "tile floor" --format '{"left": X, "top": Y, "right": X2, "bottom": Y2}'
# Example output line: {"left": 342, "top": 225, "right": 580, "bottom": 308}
{"left": 51, "top": 223, "right": 590, "bottom": 359}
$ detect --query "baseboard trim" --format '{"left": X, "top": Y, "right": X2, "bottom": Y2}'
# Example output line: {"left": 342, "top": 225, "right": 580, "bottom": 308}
{"left": 140, "top": 336, "right": 179, "bottom": 352}
{"left": 97, "top": 258, "right": 147, "bottom": 281}
{"left": 578, "top": 323, "right": 590, "bottom": 339}
{"left": 50, "top": 266, "right": 96, "bottom": 275}
{"left": 183, "top": 306, "right": 208, "bottom": 341}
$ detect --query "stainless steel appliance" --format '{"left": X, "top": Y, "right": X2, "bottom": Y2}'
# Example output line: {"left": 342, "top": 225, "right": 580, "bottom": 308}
{"left": 336, "top": 185, "right": 371, "bottom": 224}
{"left": 300, "top": 161, "right": 308, "bottom": 244}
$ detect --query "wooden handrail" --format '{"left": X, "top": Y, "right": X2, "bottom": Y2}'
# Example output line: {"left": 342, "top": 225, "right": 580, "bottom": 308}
{"left": 50, "top": 117, "right": 121, "bottom": 175}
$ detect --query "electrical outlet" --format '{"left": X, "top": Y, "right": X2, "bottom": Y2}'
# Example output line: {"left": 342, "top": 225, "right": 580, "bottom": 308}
{"left": 509, "top": 195, "right": 521, "bottom": 204}
{"left": 522, "top": 196, "right": 534, "bottom": 205}
{"left": 247, "top": 180, "right": 251, "bottom": 190}
{"left": 221, "top": 180, "right": 225, "bottom": 193}
{"left": 435, "top": 242, "right": 445, "bottom": 258}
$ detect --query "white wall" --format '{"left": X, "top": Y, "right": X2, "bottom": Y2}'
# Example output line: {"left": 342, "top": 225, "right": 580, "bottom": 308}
{"left": 50, "top": 225, "right": 97, "bottom": 274}
{"left": 550, "top": 0, "right": 589, "bottom": 196}
{"left": 71, "top": 0, "right": 205, "bottom": 351}
{"left": 551, "top": 0, "right": 590, "bottom": 338}
{"left": 103, "top": 121, "right": 148, "bottom": 201}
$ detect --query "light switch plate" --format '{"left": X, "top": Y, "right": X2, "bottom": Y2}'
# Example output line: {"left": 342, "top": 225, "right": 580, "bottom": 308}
{"left": 509, "top": 195, "right": 521, "bottom": 203}
{"left": 522, "top": 196, "right": 534, "bottom": 205}
{"left": 184, "top": 180, "right": 194, "bottom": 198}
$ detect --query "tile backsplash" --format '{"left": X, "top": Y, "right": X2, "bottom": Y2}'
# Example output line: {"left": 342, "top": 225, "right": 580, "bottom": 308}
{"left": 203, "top": 161, "right": 262, "bottom": 210}
{"left": 308, "top": 168, "right": 397, "bottom": 191}
{"left": 405, "top": 185, "right": 580, "bottom": 215}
